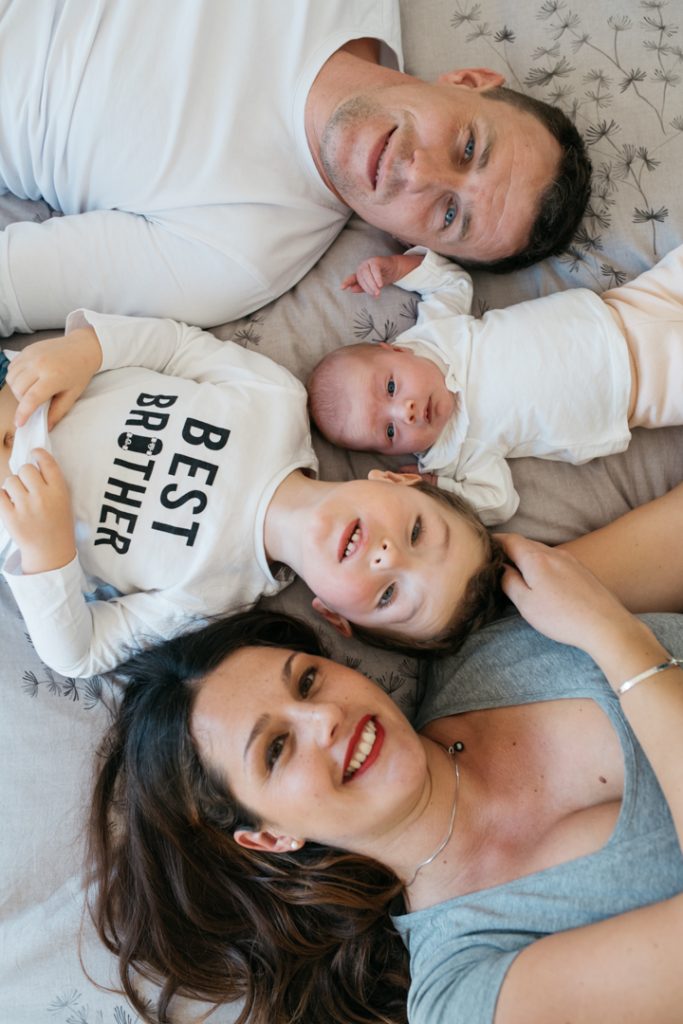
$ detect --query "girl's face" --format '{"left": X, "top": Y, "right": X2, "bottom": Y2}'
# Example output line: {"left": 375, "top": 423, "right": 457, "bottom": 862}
{"left": 301, "top": 473, "right": 487, "bottom": 641}
{"left": 191, "top": 647, "right": 428, "bottom": 854}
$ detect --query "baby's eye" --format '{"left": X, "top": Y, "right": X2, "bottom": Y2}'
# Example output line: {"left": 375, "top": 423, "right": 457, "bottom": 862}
{"left": 266, "top": 734, "right": 286, "bottom": 771}
{"left": 386, "top": 423, "right": 395, "bottom": 441}
{"left": 378, "top": 583, "right": 396, "bottom": 608}
{"left": 411, "top": 516, "right": 422, "bottom": 544}
{"left": 387, "top": 377, "right": 396, "bottom": 396}
{"left": 298, "top": 667, "right": 316, "bottom": 698}
{"left": 464, "top": 134, "right": 475, "bottom": 161}
{"left": 443, "top": 204, "right": 456, "bottom": 228}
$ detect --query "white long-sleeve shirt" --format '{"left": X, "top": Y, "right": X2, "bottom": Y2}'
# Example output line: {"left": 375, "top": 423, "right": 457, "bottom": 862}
{"left": 394, "top": 250, "right": 632, "bottom": 524}
{"left": 1, "top": 312, "right": 317, "bottom": 677}
{"left": 0, "top": 0, "right": 401, "bottom": 335}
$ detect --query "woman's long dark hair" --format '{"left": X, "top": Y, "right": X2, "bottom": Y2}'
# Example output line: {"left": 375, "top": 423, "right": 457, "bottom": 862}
{"left": 87, "top": 609, "right": 409, "bottom": 1024}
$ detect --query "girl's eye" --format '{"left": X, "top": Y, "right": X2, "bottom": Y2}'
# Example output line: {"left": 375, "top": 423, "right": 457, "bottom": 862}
{"left": 464, "top": 134, "right": 475, "bottom": 161}
{"left": 411, "top": 516, "right": 422, "bottom": 544}
{"left": 386, "top": 423, "right": 395, "bottom": 441}
{"left": 378, "top": 583, "right": 396, "bottom": 608}
{"left": 443, "top": 204, "right": 456, "bottom": 228}
{"left": 266, "top": 734, "right": 286, "bottom": 771}
{"left": 387, "top": 377, "right": 396, "bottom": 396}
{"left": 298, "top": 667, "right": 316, "bottom": 698}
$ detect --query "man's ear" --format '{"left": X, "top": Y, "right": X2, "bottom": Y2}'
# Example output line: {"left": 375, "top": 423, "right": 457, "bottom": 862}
{"left": 234, "top": 828, "right": 304, "bottom": 853}
{"left": 367, "top": 468, "right": 422, "bottom": 486}
{"left": 311, "top": 597, "right": 353, "bottom": 638}
{"left": 437, "top": 67, "right": 505, "bottom": 92}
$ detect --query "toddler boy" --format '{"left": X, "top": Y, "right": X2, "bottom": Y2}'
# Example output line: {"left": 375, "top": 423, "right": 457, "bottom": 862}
{"left": 308, "top": 246, "right": 683, "bottom": 524}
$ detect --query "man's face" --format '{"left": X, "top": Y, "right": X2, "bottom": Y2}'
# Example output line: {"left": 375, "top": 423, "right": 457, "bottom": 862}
{"left": 329, "top": 344, "right": 455, "bottom": 456}
{"left": 319, "top": 76, "right": 562, "bottom": 263}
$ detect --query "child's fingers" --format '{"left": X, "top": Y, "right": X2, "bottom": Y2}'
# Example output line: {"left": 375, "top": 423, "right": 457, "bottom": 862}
{"left": 340, "top": 273, "right": 360, "bottom": 290}
{"left": 29, "top": 448, "right": 63, "bottom": 484}
{"left": 500, "top": 562, "right": 530, "bottom": 605}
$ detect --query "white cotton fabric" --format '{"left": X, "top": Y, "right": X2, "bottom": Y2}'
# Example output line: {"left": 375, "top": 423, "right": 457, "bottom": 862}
{"left": 1, "top": 312, "right": 317, "bottom": 677}
{"left": 394, "top": 250, "right": 632, "bottom": 524}
{"left": 0, "top": 0, "right": 402, "bottom": 334}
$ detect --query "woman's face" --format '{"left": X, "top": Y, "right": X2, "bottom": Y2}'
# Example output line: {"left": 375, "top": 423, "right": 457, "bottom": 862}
{"left": 191, "top": 647, "right": 428, "bottom": 854}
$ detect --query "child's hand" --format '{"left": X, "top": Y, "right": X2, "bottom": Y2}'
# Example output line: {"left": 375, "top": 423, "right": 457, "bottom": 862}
{"left": 8, "top": 326, "right": 102, "bottom": 429}
{"left": 497, "top": 533, "right": 636, "bottom": 658}
{"left": 0, "top": 449, "right": 76, "bottom": 574}
{"left": 341, "top": 253, "right": 424, "bottom": 297}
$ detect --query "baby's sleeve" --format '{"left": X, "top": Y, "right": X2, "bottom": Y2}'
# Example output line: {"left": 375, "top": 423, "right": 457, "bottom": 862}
{"left": 433, "top": 448, "right": 519, "bottom": 525}
{"left": 395, "top": 247, "right": 474, "bottom": 321}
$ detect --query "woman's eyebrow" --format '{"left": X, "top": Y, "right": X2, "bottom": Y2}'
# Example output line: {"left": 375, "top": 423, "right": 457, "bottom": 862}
{"left": 243, "top": 652, "right": 297, "bottom": 762}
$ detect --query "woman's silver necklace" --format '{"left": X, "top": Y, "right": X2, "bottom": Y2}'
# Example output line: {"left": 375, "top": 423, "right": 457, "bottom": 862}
{"left": 406, "top": 741, "right": 462, "bottom": 887}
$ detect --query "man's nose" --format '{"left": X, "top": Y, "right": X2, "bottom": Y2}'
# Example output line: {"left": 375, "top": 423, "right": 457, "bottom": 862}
{"left": 403, "top": 146, "right": 452, "bottom": 193}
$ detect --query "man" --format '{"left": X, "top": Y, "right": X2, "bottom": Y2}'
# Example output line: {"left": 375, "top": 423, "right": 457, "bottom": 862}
{"left": 0, "top": 1, "right": 590, "bottom": 337}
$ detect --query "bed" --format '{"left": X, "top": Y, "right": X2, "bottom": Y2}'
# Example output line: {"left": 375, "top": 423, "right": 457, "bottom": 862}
{"left": 2, "top": 0, "right": 682, "bottom": 1020}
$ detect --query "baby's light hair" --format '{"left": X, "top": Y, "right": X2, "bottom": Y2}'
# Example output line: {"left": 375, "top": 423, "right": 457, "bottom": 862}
{"left": 350, "top": 481, "right": 507, "bottom": 657}
{"left": 307, "top": 343, "right": 378, "bottom": 448}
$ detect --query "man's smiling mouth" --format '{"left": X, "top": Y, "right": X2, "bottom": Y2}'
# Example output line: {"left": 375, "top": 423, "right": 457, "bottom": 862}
{"left": 369, "top": 128, "right": 395, "bottom": 190}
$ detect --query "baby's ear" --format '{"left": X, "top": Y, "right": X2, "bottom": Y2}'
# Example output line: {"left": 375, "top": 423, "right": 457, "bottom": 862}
{"left": 311, "top": 598, "right": 353, "bottom": 638}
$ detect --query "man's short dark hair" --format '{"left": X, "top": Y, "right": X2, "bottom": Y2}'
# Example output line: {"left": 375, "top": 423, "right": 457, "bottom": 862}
{"left": 459, "top": 86, "right": 592, "bottom": 274}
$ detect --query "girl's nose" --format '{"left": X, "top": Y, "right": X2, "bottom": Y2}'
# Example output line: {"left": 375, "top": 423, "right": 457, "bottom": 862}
{"left": 371, "top": 538, "right": 397, "bottom": 568}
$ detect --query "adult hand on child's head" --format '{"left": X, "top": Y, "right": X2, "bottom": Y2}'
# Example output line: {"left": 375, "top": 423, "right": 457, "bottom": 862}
{"left": 8, "top": 326, "right": 102, "bottom": 430}
{"left": 496, "top": 533, "right": 636, "bottom": 658}
{"left": 0, "top": 448, "right": 75, "bottom": 574}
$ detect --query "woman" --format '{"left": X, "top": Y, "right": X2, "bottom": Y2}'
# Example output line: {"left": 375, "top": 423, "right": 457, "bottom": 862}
{"left": 89, "top": 532, "right": 683, "bottom": 1024}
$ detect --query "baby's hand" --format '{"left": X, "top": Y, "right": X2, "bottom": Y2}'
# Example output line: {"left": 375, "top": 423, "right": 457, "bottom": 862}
{"left": 341, "top": 253, "right": 424, "bottom": 297}
{"left": 0, "top": 449, "right": 76, "bottom": 574}
{"left": 8, "top": 326, "right": 102, "bottom": 429}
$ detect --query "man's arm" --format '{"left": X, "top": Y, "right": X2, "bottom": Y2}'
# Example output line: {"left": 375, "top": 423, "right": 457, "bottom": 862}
{"left": 0, "top": 209, "right": 269, "bottom": 337}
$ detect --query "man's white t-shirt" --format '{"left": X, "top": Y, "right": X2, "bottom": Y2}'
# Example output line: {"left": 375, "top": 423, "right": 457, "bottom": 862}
{"left": 0, "top": 0, "right": 402, "bottom": 334}
{"left": 2, "top": 312, "right": 318, "bottom": 677}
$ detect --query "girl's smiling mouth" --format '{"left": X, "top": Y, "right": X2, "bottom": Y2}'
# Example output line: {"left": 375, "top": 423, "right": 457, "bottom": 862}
{"left": 343, "top": 715, "right": 384, "bottom": 781}
{"left": 339, "top": 520, "right": 363, "bottom": 561}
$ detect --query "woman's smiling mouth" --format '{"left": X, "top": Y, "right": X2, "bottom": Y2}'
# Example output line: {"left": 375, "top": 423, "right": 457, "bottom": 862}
{"left": 343, "top": 716, "right": 384, "bottom": 781}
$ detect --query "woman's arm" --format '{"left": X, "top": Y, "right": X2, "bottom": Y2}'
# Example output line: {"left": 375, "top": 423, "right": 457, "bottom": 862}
{"left": 493, "top": 535, "right": 683, "bottom": 1023}
{"left": 559, "top": 481, "right": 683, "bottom": 612}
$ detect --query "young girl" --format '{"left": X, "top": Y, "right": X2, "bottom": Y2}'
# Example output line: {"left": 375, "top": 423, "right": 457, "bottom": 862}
{"left": 308, "top": 244, "right": 683, "bottom": 523}
{"left": 0, "top": 313, "right": 498, "bottom": 676}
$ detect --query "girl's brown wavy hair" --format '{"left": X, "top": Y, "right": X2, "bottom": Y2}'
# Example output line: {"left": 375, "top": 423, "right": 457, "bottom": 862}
{"left": 87, "top": 609, "right": 409, "bottom": 1024}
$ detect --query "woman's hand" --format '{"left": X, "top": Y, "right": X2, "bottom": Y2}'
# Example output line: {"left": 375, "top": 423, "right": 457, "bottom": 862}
{"left": 7, "top": 326, "right": 102, "bottom": 429}
{"left": 497, "top": 533, "right": 639, "bottom": 658}
{"left": 341, "top": 252, "right": 424, "bottom": 296}
{"left": 0, "top": 448, "right": 76, "bottom": 573}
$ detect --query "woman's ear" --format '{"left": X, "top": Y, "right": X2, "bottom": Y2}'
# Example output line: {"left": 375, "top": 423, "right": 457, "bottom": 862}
{"left": 234, "top": 828, "right": 304, "bottom": 853}
{"left": 367, "top": 468, "right": 422, "bottom": 486}
{"left": 437, "top": 67, "right": 505, "bottom": 91}
{"left": 311, "top": 597, "right": 353, "bottom": 638}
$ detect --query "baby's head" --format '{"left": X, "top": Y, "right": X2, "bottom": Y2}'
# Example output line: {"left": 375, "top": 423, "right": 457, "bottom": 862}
{"left": 308, "top": 342, "right": 455, "bottom": 456}
{"left": 293, "top": 470, "right": 506, "bottom": 658}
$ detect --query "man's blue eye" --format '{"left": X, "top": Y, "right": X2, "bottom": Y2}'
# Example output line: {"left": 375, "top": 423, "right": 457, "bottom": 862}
{"left": 444, "top": 205, "right": 456, "bottom": 228}
{"left": 387, "top": 378, "right": 396, "bottom": 396}
{"left": 379, "top": 583, "right": 395, "bottom": 608}
{"left": 386, "top": 423, "right": 395, "bottom": 440}
{"left": 464, "top": 135, "right": 475, "bottom": 161}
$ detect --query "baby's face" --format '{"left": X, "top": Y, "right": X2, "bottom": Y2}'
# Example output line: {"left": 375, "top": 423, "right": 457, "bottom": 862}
{"left": 340, "top": 344, "right": 455, "bottom": 455}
